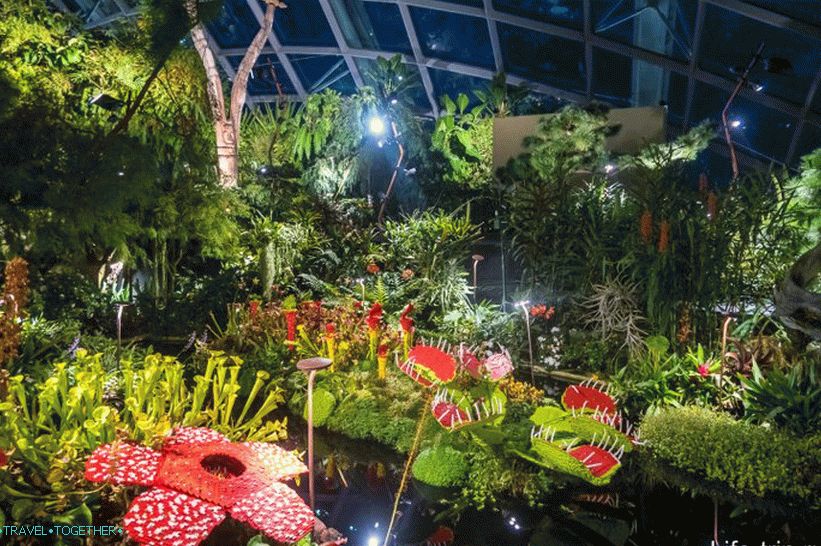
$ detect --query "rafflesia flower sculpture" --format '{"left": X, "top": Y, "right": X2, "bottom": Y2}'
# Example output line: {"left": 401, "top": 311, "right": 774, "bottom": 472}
{"left": 85, "top": 427, "right": 314, "bottom": 545}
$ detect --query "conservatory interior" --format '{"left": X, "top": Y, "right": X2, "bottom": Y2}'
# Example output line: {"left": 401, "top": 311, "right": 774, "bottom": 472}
{"left": 0, "top": 0, "right": 819, "bottom": 545}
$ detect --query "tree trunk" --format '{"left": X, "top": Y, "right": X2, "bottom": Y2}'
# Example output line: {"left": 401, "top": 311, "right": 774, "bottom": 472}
{"left": 774, "top": 242, "right": 821, "bottom": 341}
{"left": 190, "top": 1, "right": 282, "bottom": 188}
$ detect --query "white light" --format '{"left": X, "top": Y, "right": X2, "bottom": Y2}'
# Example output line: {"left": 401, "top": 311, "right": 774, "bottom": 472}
{"left": 390, "top": 98, "right": 398, "bottom": 105}
{"left": 516, "top": 300, "right": 530, "bottom": 308}
{"left": 367, "top": 537, "right": 379, "bottom": 546}
{"left": 374, "top": 522, "right": 380, "bottom": 528}
{"left": 117, "top": 171, "right": 125, "bottom": 177}
{"left": 368, "top": 115, "right": 386, "bottom": 136}
{"left": 753, "top": 83, "right": 764, "bottom": 92}
{"left": 729, "top": 119, "right": 742, "bottom": 128}
{"left": 604, "top": 163, "right": 616, "bottom": 173}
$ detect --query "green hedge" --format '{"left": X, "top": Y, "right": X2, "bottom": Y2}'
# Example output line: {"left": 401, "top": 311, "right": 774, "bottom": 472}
{"left": 640, "top": 406, "right": 820, "bottom": 512}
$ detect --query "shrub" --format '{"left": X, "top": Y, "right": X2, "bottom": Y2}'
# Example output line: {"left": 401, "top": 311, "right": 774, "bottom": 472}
{"left": 412, "top": 445, "right": 468, "bottom": 487}
{"left": 640, "top": 406, "right": 819, "bottom": 510}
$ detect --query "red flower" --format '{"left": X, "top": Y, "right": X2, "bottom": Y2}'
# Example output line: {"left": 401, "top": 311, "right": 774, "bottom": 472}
{"left": 284, "top": 310, "right": 298, "bottom": 350}
{"left": 248, "top": 301, "right": 260, "bottom": 319}
{"left": 366, "top": 263, "right": 380, "bottom": 275}
{"left": 697, "top": 363, "right": 710, "bottom": 378}
{"left": 399, "top": 304, "right": 414, "bottom": 334}
{"left": 325, "top": 323, "right": 336, "bottom": 336}
{"left": 366, "top": 303, "right": 383, "bottom": 331}
{"left": 85, "top": 427, "right": 314, "bottom": 545}
{"left": 353, "top": 301, "right": 363, "bottom": 310}
{"left": 378, "top": 344, "right": 389, "bottom": 358}
{"left": 530, "top": 304, "right": 555, "bottom": 319}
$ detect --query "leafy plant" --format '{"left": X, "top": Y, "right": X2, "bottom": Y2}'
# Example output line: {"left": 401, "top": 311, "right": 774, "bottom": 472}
{"left": 740, "top": 362, "right": 820, "bottom": 435}
{"left": 431, "top": 93, "right": 493, "bottom": 189}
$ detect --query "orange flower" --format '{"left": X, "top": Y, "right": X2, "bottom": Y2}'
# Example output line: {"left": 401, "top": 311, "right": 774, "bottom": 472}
{"left": 698, "top": 172, "right": 709, "bottom": 194}
{"left": 657, "top": 220, "right": 670, "bottom": 253}
{"left": 366, "top": 263, "right": 381, "bottom": 274}
{"left": 401, "top": 268, "right": 414, "bottom": 280}
{"left": 639, "top": 210, "right": 653, "bottom": 244}
{"left": 706, "top": 192, "right": 718, "bottom": 221}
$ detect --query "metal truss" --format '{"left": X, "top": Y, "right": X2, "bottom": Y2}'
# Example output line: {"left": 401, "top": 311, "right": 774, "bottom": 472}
{"left": 51, "top": 0, "right": 821, "bottom": 167}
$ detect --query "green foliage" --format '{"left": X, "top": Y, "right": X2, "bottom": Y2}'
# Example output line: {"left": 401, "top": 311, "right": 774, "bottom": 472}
{"left": 412, "top": 445, "right": 469, "bottom": 487}
{"left": 378, "top": 209, "right": 478, "bottom": 314}
{"left": 740, "top": 362, "right": 820, "bottom": 436}
{"left": 439, "top": 301, "right": 521, "bottom": 351}
{"left": 500, "top": 107, "right": 613, "bottom": 290}
{"left": 431, "top": 93, "right": 493, "bottom": 189}
{"left": 640, "top": 406, "right": 819, "bottom": 508}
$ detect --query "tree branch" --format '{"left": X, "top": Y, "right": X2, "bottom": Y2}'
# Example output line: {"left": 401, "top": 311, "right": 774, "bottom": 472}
{"left": 229, "top": 1, "right": 283, "bottom": 140}
{"left": 190, "top": 23, "right": 227, "bottom": 123}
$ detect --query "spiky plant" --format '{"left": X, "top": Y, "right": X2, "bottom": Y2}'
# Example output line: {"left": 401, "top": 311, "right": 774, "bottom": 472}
{"left": 580, "top": 276, "right": 647, "bottom": 357}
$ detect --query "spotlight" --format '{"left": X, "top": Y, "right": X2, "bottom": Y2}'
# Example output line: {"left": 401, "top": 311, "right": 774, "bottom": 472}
{"left": 729, "top": 119, "right": 742, "bottom": 129}
{"left": 604, "top": 163, "right": 616, "bottom": 174}
{"left": 367, "top": 537, "right": 379, "bottom": 546}
{"left": 751, "top": 82, "right": 764, "bottom": 92}
{"left": 368, "top": 115, "right": 386, "bottom": 136}
{"left": 403, "top": 167, "right": 417, "bottom": 176}
{"left": 88, "top": 93, "right": 124, "bottom": 112}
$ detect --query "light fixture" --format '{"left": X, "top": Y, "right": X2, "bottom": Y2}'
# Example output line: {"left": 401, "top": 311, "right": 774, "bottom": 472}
{"left": 88, "top": 93, "right": 124, "bottom": 111}
{"left": 368, "top": 537, "right": 379, "bottom": 546}
{"left": 729, "top": 119, "right": 742, "bottom": 129}
{"left": 604, "top": 163, "right": 616, "bottom": 174}
{"left": 368, "top": 115, "right": 386, "bottom": 136}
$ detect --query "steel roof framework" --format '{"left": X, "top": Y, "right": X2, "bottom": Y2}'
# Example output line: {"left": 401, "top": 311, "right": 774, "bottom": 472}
{"left": 64, "top": 0, "right": 821, "bottom": 167}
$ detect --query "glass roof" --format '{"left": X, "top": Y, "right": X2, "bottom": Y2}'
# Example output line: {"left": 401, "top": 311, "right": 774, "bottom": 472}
{"left": 60, "top": 0, "right": 820, "bottom": 169}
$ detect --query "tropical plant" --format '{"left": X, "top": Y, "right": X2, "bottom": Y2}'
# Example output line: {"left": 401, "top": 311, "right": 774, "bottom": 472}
{"left": 740, "top": 362, "right": 820, "bottom": 435}
{"left": 431, "top": 93, "right": 493, "bottom": 189}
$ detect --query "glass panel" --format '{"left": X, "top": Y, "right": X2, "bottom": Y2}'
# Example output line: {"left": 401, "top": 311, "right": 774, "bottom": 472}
{"left": 498, "top": 23, "right": 585, "bottom": 93}
{"left": 665, "top": 72, "right": 689, "bottom": 127}
{"left": 689, "top": 82, "right": 797, "bottom": 161}
{"left": 226, "top": 54, "right": 297, "bottom": 95}
{"left": 699, "top": 4, "right": 821, "bottom": 107}
{"left": 742, "top": 0, "right": 821, "bottom": 27}
{"left": 331, "top": 1, "right": 412, "bottom": 54}
{"left": 441, "top": 0, "right": 483, "bottom": 7}
{"left": 207, "top": 0, "right": 261, "bottom": 49}
{"left": 259, "top": 0, "right": 337, "bottom": 47}
{"left": 793, "top": 123, "right": 821, "bottom": 167}
{"left": 493, "top": 0, "right": 582, "bottom": 29}
{"left": 428, "top": 68, "right": 489, "bottom": 109}
{"left": 592, "top": 0, "right": 694, "bottom": 61}
{"left": 592, "top": 48, "right": 632, "bottom": 107}
{"left": 290, "top": 54, "right": 351, "bottom": 93}
{"left": 409, "top": 7, "right": 495, "bottom": 70}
